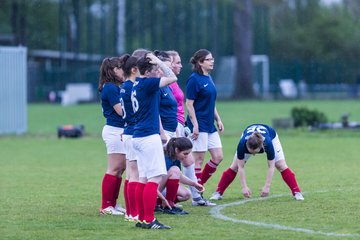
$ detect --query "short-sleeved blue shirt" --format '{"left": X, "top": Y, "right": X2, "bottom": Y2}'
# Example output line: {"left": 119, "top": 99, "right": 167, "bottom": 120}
{"left": 236, "top": 124, "right": 277, "bottom": 160}
{"left": 186, "top": 72, "right": 217, "bottom": 133}
{"left": 120, "top": 80, "right": 135, "bottom": 135}
{"left": 159, "top": 86, "right": 178, "bottom": 132}
{"left": 165, "top": 155, "right": 181, "bottom": 171}
{"left": 131, "top": 77, "right": 161, "bottom": 138}
{"left": 100, "top": 83, "right": 125, "bottom": 128}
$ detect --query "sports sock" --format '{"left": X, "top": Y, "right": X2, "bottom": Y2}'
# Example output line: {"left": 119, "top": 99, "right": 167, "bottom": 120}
{"left": 128, "top": 181, "right": 138, "bottom": 218}
{"left": 201, "top": 159, "right": 219, "bottom": 185}
{"left": 216, "top": 168, "right": 237, "bottom": 195}
{"left": 143, "top": 182, "right": 158, "bottom": 223}
{"left": 281, "top": 168, "right": 301, "bottom": 195}
{"left": 101, "top": 173, "right": 117, "bottom": 209}
{"left": 135, "top": 182, "right": 145, "bottom": 222}
{"left": 165, "top": 179, "right": 180, "bottom": 207}
{"left": 122, "top": 179, "right": 128, "bottom": 212}
{"left": 195, "top": 167, "right": 202, "bottom": 185}
{"left": 183, "top": 164, "right": 202, "bottom": 199}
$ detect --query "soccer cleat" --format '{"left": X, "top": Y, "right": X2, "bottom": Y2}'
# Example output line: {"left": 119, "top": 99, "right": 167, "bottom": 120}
{"left": 294, "top": 192, "right": 304, "bottom": 201}
{"left": 142, "top": 218, "right": 171, "bottom": 229}
{"left": 154, "top": 205, "right": 164, "bottom": 213}
{"left": 135, "top": 221, "right": 144, "bottom": 228}
{"left": 99, "top": 206, "right": 124, "bottom": 216}
{"left": 115, "top": 204, "right": 126, "bottom": 214}
{"left": 209, "top": 192, "right": 223, "bottom": 200}
{"left": 192, "top": 197, "right": 217, "bottom": 206}
{"left": 163, "top": 206, "right": 189, "bottom": 215}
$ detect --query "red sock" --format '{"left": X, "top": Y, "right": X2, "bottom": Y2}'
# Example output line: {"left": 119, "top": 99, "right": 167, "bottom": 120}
{"left": 135, "top": 182, "right": 145, "bottom": 222}
{"left": 101, "top": 173, "right": 117, "bottom": 209}
{"left": 112, "top": 177, "right": 122, "bottom": 207}
{"left": 216, "top": 168, "right": 237, "bottom": 195}
{"left": 281, "top": 168, "right": 301, "bottom": 195}
{"left": 195, "top": 167, "right": 202, "bottom": 185}
{"left": 122, "top": 179, "right": 128, "bottom": 212}
{"left": 165, "top": 179, "right": 180, "bottom": 207}
{"left": 143, "top": 182, "right": 158, "bottom": 223}
{"left": 156, "top": 197, "right": 162, "bottom": 206}
{"left": 128, "top": 182, "right": 138, "bottom": 218}
{"left": 201, "top": 160, "right": 218, "bottom": 185}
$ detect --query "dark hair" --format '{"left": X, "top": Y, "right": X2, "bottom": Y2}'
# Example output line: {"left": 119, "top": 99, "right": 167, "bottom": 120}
{"left": 136, "top": 56, "right": 156, "bottom": 75}
{"left": 120, "top": 55, "right": 138, "bottom": 78}
{"left": 166, "top": 137, "right": 193, "bottom": 160}
{"left": 98, "top": 57, "right": 123, "bottom": 92}
{"left": 189, "top": 49, "right": 211, "bottom": 75}
{"left": 153, "top": 50, "right": 171, "bottom": 62}
{"left": 246, "top": 132, "right": 264, "bottom": 151}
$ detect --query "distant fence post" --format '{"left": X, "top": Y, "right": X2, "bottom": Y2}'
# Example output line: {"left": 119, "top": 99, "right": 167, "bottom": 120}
{"left": 0, "top": 46, "right": 27, "bottom": 135}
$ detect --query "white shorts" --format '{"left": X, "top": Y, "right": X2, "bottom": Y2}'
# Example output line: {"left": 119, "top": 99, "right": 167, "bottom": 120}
{"left": 239, "top": 134, "right": 285, "bottom": 162}
{"left": 122, "top": 134, "right": 137, "bottom": 162}
{"left": 177, "top": 122, "right": 185, "bottom": 137}
{"left": 163, "top": 130, "right": 176, "bottom": 146}
{"left": 192, "top": 132, "right": 222, "bottom": 152}
{"left": 132, "top": 134, "right": 167, "bottom": 179}
{"left": 102, "top": 125, "right": 125, "bottom": 154}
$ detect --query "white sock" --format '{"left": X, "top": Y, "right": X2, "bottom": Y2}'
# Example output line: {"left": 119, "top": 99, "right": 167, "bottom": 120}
{"left": 183, "top": 163, "right": 201, "bottom": 199}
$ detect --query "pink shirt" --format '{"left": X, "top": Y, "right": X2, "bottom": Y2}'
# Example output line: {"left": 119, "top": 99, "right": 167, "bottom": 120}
{"left": 169, "top": 82, "right": 185, "bottom": 125}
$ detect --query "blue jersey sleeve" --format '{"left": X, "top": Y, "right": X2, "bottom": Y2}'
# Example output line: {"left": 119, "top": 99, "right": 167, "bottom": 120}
{"left": 186, "top": 75, "right": 200, "bottom": 100}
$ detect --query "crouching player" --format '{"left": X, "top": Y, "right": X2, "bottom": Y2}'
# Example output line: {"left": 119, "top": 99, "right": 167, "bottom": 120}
{"left": 157, "top": 137, "right": 205, "bottom": 214}
{"left": 210, "top": 124, "right": 304, "bottom": 201}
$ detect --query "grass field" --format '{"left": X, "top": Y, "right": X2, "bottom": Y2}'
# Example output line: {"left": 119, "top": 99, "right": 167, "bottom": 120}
{"left": 1, "top": 100, "right": 360, "bottom": 240}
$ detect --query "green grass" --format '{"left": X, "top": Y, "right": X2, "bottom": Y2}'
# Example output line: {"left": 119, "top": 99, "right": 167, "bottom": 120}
{"left": 1, "top": 100, "right": 360, "bottom": 240}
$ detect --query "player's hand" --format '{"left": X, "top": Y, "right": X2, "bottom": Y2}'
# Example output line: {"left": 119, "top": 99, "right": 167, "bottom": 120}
{"left": 242, "top": 187, "right": 252, "bottom": 198}
{"left": 194, "top": 183, "right": 205, "bottom": 193}
{"left": 191, "top": 126, "right": 199, "bottom": 140}
{"left": 217, "top": 121, "right": 224, "bottom": 133}
{"left": 260, "top": 186, "right": 270, "bottom": 197}
{"left": 162, "top": 198, "right": 172, "bottom": 209}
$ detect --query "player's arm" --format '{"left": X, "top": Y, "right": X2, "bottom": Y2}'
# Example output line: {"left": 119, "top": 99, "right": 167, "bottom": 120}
{"left": 159, "top": 116, "right": 167, "bottom": 144}
{"left": 113, "top": 103, "right": 123, "bottom": 116}
{"left": 261, "top": 160, "right": 275, "bottom": 197}
{"left": 179, "top": 173, "right": 205, "bottom": 193}
{"left": 185, "top": 99, "right": 199, "bottom": 140}
{"left": 214, "top": 106, "right": 224, "bottom": 132}
{"left": 237, "top": 158, "right": 252, "bottom": 198}
{"left": 146, "top": 53, "right": 177, "bottom": 87}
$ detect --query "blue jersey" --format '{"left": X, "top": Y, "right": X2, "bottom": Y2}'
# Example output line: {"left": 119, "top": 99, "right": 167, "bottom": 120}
{"left": 131, "top": 77, "right": 161, "bottom": 138}
{"left": 165, "top": 155, "right": 181, "bottom": 171}
{"left": 100, "top": 83, "right": 125, "bottom": 128}
{"left": 120, "top": 80, "right": 135, "bottom": 135}
{"left": 237, "top": 124, "right": 277, "bottom": 160}
{"left": 159, "top": 86, "right": 178, "bottom": 132}
{"left": 186, "top": 72, "right": 217, "bottom": 133}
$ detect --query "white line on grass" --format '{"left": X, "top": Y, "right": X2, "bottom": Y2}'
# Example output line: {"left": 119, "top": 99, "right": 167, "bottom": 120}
{"left": 209, "top": 192, "right": 360, "bottom": 238}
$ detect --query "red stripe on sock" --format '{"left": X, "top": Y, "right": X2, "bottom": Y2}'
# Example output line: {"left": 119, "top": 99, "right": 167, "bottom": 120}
{"left": 101, "top": 173, "right": 117, "bottom": 209}
{"left": 281, "top": 168, "right": 301, "bottom": 195}
{"left": 216, "top": 168, "right": 237, "bottom": 195}
{"left": 165, "top": 179, "right": 180, "bottom": 207}
{"left": 135, "top": 182, "right": 145, "bottom": 221}
{"left": 143, "top": 182, "right": 158, "bottom": 223}
{"left": 201, "top": 160, "right": 218, "bottom": 185}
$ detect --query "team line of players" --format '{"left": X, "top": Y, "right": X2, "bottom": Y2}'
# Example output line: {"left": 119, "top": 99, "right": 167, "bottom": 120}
{"left": 98, "top": 48, "right": 304, "bottom": 230}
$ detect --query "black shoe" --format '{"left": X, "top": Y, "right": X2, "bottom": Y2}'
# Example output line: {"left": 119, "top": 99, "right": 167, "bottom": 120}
{"left": 154, "top": 205, "right": 164, "bottom": 213}
{"left": 135, "top": 221, "right": 144, "bottom": 228}
{"left": 172, "top": 206, "right": 189, "bottom": 215}
{"left": 142, "top": 218, "right": 171, "bottom": 229}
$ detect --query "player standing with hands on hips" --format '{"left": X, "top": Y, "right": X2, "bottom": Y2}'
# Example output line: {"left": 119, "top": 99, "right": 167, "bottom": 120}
{"left": 210, "top": 124, "right": 304, "bottom": 201}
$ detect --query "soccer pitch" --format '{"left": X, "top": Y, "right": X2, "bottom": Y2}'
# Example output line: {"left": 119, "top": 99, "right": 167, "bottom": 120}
{"left": 1, "top": 100, "right": 360, "bottom": 240}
